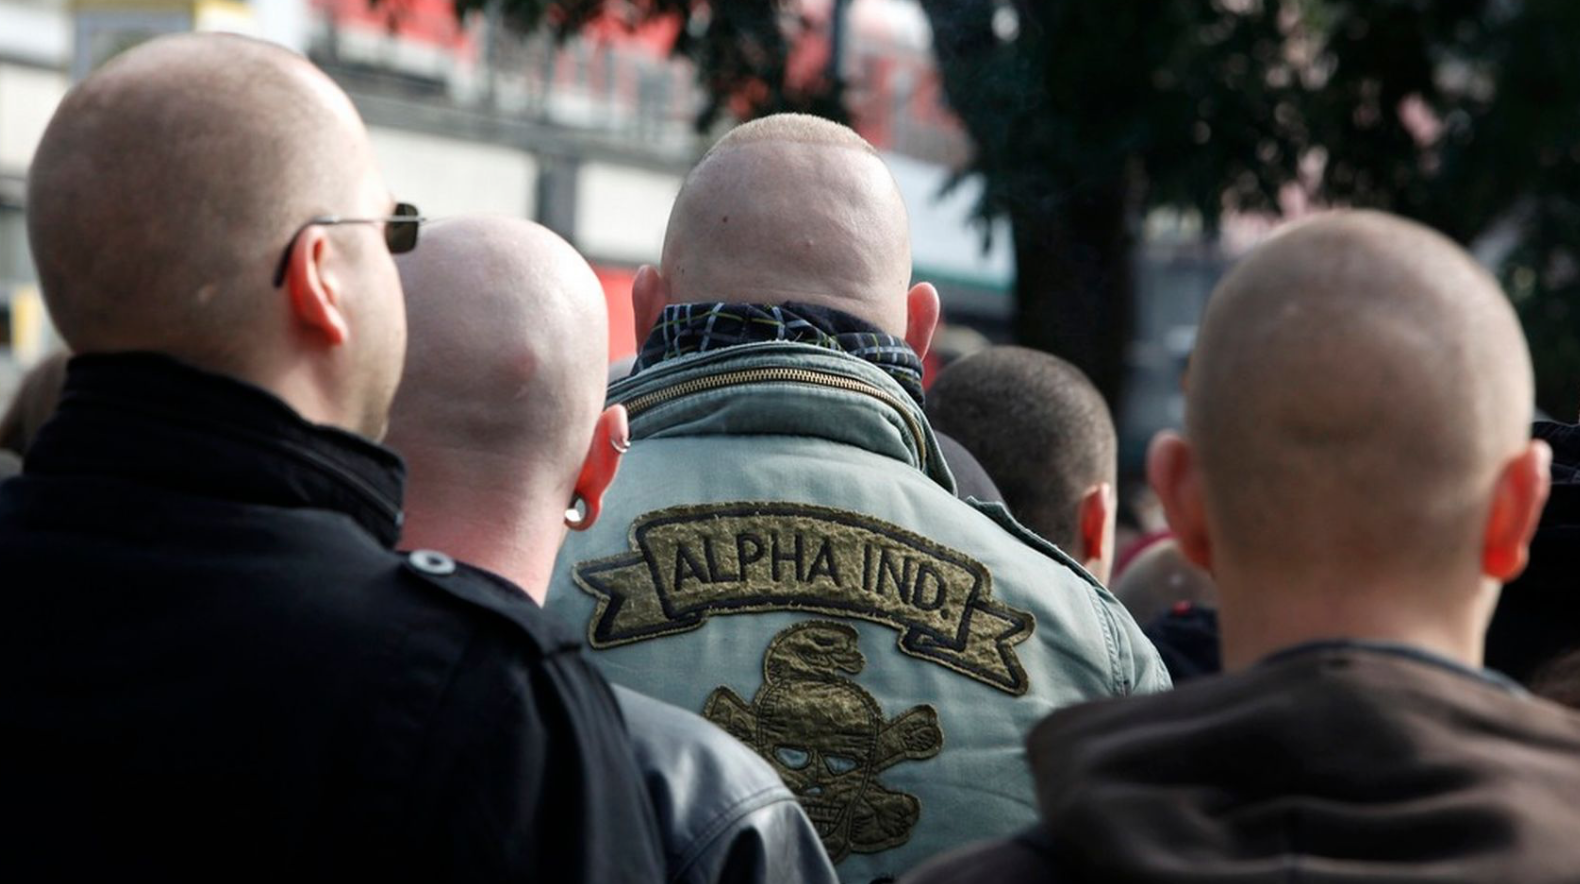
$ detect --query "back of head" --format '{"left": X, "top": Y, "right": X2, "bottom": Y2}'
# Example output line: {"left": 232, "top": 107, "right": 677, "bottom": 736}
{"left": 28, "top": 33, "right": 392, "bottom": 382}
{"left": 928, "top": 346, "right": 1115, "bottom": 550}
{"left": 387, "top": 216, "right": 608, "bottom": 514}
{"left": 659, "top": 113, "right": 914, "bottom": 333}
{"left": 1188, "top": 210, "right": 1534, "bottom": 585}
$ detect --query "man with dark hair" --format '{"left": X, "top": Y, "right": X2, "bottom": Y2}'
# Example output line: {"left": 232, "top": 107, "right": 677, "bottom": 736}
{"left": 0, "top": 33, "right": 662, "bottom": 881}
{"left": 907, "top": 211, "right": 1580, "bottom": 882}
{"left": 928, "top": 346, "right": 1118, "bottom": 583}
{"left": 547, "top": 113, "right": 1167, "bottom": 883}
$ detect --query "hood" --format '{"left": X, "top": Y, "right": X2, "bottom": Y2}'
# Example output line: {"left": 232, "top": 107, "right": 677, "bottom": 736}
{"left": 1028, "top": 645, "right": 1580, "bottom": 883}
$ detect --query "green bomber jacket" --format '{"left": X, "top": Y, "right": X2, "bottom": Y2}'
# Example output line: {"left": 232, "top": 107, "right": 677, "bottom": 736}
{"left": 546, "top": 341, "right": 1171, "bottom": 883}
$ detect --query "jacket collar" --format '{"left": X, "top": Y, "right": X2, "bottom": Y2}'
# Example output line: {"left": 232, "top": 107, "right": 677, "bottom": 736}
{"left": 632, "top": 301, "right": 928, "bottom": 406}
{"left": 1260, "top": 639, "right": 1526, "bottom": 694}
{"left": 25, "top": 352, "right": 405, "bottom": 547}
{"left": 609, "top": 341, "right": 954, "bottom": 490}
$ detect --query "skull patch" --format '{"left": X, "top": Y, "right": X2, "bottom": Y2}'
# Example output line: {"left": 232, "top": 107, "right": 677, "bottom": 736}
{"left": 703, "top": 620, "right": 944, "bottom": 862}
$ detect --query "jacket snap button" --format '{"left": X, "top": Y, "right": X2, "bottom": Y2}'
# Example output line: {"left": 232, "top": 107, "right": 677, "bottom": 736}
{"left": 408, "top": 549, "right": 456, "bottom": 576}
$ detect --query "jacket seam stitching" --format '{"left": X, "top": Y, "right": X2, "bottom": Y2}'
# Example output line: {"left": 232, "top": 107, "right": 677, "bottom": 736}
{"left": 1086, "top": 584, "right": 1125, "bottom": 693}
{"left": 966, "top": 499, "right": 1129, "bottom": 691}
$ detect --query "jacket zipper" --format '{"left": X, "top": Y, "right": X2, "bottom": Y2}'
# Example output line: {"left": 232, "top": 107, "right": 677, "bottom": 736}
{"left": 621, "top": 366, "right": 929, "bottom": 471}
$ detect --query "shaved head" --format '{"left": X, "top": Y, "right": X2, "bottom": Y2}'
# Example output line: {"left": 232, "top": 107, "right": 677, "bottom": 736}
{"left": 388, "top": 217, "right": 608, "bottom": 513}
{"left": 1188, "top": 211, "right": 1533, "bottom": 579}
{"left": 659, "top": 114, "right": 914, "bottom": 333}
{"left": 28, "top": 33, "right": 391, "bottom": 375}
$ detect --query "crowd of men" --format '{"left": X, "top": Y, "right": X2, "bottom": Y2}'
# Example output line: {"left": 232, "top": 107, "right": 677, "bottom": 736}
{"left": 2, "top": 32, "right": 1579, "bottom": 883}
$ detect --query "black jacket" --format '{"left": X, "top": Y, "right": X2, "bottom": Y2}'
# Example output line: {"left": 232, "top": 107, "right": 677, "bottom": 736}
{"left": 907, "top": 643, "right": 1580, "bottom": 883}
{"left": 0, "top": 353, "right": 664, "bottom": 882}
{"left": 1486, "top": 420, "right": 1580, "bottom": 682}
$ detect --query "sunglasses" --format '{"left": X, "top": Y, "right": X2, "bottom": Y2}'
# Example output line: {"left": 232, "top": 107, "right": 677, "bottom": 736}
{"left": 271, "top": 202, "right": 424, "bottom": 287}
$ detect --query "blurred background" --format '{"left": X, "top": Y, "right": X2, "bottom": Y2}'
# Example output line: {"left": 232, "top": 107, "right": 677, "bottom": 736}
{"left": 2, "top": 0, "right": 1578, "bottom": 490}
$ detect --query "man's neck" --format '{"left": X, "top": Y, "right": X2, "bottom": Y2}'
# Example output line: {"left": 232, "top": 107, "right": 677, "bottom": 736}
{"left": 1214, "top": 568, "right": 1495, "bottom": 673}
{"left": 254, "top": 356, "right": 359, "bottom": 435}
{"left": 399, "top": 485, "right": 564, "bottom": 605}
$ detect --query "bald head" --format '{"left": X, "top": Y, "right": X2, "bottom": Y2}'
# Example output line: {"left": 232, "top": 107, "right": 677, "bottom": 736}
{"left": 28, "top": 33, "right": 384, "bottom": 370}
{"left": 659, "top": 114, "right": 913, "bottom": 333}
{"left": 387, "top": 217, "right": 608, "bottom": 496}
{"left": 1187, "top": 210, "right": 1534, "bottom": 577}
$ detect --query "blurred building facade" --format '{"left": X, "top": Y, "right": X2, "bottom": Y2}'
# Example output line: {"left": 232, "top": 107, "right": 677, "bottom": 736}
{"left": 0, "top": 0, "right": 1215, "bottom": 470}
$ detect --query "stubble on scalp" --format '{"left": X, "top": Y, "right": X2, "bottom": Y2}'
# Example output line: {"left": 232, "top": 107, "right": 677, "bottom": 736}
{"left": 27, "top": 33, "right": 375, "bottom": 372}
{"left": 659, "top": 114, "right": 914, "bottom": 334}
{"left": 1187, "top": 210, "right": 1533, "bottom": 576}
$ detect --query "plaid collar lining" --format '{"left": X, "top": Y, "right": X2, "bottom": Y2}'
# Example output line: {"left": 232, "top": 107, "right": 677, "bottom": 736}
{"left": 633, "top": 302, "right": 926, "bottom": 405}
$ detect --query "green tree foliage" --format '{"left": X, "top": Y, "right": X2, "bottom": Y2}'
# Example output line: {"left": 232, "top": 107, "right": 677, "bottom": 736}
{"left": 473, "top": 0, "right": 1580, "bottom": 416}
{"left": 918, "top": 0, "right": 1307, "bottom": 404}
{"left": 1228, "top": 0, "right": 1580, "bottom": 417}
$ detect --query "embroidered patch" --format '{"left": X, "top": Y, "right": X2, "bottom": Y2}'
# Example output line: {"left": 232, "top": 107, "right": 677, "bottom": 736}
{"left": 573, "top": 501, "right": 1036, "bottom": 694}
{"left": 704, "top": 621, "right": 944, "bottom": 863}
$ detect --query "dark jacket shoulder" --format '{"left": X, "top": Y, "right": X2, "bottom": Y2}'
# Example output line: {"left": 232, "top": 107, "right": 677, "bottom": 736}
{"left": 1023, "top": 645, "right": 1580, "bottom": 883}
{"left": 0, "top": 353, "right": 662, "bottom": 881}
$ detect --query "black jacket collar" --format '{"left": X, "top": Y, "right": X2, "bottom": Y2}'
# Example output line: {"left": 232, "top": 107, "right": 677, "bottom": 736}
{"left": 25, "top": 353, "right": 405, "bottom": 547}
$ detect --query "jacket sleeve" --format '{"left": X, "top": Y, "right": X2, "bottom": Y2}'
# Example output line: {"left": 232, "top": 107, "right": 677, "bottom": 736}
{"left": 1109, "top": 598, "right": 1174, "bottom": 695}
{"left": 1134, "top": 641, "right": 1175, "bottom": 694}
{"left": 403, "top": 623, "right": 667, "bottom": 882}
{"left": 676, "top": 798, "right": 839, "bottom": 884}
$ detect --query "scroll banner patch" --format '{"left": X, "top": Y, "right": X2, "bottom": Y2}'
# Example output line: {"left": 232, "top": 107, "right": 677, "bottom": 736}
{"left": 572, "top": 502, "right": 1036, "bottom": 695}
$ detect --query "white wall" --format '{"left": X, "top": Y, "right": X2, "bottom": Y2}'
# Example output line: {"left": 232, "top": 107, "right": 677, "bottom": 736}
{"left": 249, "top": 0, "right": 312, "bottom": 54}
{"left": 0, "top": 63, "right": 68, "bottom": 175}
{"left": 368, "top": 126, "right": 537, "bottom": 221}
{"left": 575, "top": 161, "right": 681, "bottom": 264}
{"left": 884, "top": 151, "right": 1013, "bottom": 290}
{"left": 0, "top": 1, "right": 71, "bottom": 68}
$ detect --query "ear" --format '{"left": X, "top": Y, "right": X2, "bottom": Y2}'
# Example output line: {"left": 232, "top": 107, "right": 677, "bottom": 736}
{"left": 1147, "top": 430, "right": 1212, "bottom": 572}
{"left": 1077, "top": 481, "right": 1116, "bottom": 584}
{"left": 632, "top": 265, "right": 669, "bottom": 347}
{"left": 904, "top": 281, "right": 941, "bottom": 359}
{"left": 1483, "top": 439, "right": 1552, "bottom": 582}
{"left": 568, "top": 405, "right": 630, "bottom": 532}
{"left": 285, "top": 227, "right": 350, "bottom": 346}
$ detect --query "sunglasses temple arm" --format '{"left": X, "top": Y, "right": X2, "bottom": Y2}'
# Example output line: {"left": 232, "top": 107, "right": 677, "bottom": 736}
{"left": 271, "top": 243, "right": 293, "bottom": 288}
